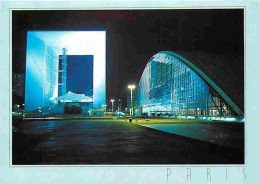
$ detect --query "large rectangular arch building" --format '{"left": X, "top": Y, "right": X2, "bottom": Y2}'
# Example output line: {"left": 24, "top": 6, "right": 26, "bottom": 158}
{"left": 25, "top": 31, "right": 106, "bottom": 112}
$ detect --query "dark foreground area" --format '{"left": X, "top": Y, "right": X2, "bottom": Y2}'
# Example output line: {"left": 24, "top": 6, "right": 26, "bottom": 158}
{"left": 12, "top": 119, "right": 244, "bottom": 165}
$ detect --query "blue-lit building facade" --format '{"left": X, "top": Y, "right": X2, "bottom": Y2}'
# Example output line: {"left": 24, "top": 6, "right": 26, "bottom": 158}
{"left": 58, "top": 48, "right": 67, "bottom": 97}
{"left": 136, "top": 51, "right": 244, "bottom": 118}
{"left": 24, "top": 31, "right": 106, "bottom": 113}
{"left": 25, "top": 33, "right": 58, "bottom": 112}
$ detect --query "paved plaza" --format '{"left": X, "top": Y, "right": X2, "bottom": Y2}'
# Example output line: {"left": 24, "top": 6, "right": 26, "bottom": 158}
{"left": 12, "top": 119, "right": 244, "bottom": 165}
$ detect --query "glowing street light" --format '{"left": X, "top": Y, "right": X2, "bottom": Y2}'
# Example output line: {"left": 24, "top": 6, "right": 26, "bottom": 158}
{"left": 110, "top": 99, "right": 115, "bottom": 112}
{"left": 21, "top": 104, "right": 25, "bottom": 118}
{"left": 48, "top": 107, "right": 51, "bottom": 115}
{"left": 128, "top": 84, "right": 136, "bottom": 117}
{"left": 17, "top": 104, "right": 20, "bottom": 113}
{"left": 38, "top": 105, "right": 42, "bottom": 117}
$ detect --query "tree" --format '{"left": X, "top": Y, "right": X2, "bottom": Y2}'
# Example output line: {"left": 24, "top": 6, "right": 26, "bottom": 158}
{"left": 64, "top": 105, "right": 82, "bottom": 115}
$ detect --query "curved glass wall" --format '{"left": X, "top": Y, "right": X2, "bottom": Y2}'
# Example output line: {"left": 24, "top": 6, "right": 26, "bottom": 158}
{"left": 136, "top": 52, "right": 236, "bottom": 117}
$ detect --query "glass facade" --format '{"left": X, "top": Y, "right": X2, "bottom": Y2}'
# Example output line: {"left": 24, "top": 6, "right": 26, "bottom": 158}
{"left": 25, "top": 33, "right": 58, "bottom": 111}
{"left": 25, "top": 31, "right": 106, "bottom": 112}
{"left": 136, "top": 52, "right": 237, "bottom": 117}
{"left": 43, "top": 45, "right": 59, "bottom": 107}
{"left": 58, "top": 48, "right": 67, "bottom": 97}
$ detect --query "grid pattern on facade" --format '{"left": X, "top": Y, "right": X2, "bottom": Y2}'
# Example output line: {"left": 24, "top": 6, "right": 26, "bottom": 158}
{"left": 43, "top": 46, "right": 58, "bottom": 107}
{"left": 58, "top": 48, "right": 68, "bottom": 97}
{"left": 137, "top": 52, "right": 234, "bottom": 117}
{"left": 61, "top": 48, "right": 67, "bottom": 96}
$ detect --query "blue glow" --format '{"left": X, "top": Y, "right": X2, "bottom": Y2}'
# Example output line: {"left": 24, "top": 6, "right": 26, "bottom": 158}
{"left": 187, "top": 116, "right": 195, "bottom": 119}
{"left": 136, "top": 52, "right": 237, "bottom": 117}
{"left": 225, "top": 117, "right": 237, "bottom": 121}
{"left": 25, "top": 31, "right": 106, "bottom": 112}
{"left": 66, "top": 55, "right": 93, "bottom": 96}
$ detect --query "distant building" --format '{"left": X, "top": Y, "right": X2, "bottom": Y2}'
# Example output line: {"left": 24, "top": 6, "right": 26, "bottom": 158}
{"left": 12, "top": 73, "right": 24, "bottom": 97}
{"left": 117, "top": 99, "right": 122, "bottom": 112}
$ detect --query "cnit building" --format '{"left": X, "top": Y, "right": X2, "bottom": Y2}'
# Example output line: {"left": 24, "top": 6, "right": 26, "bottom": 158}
{"left": 135, "top": 51, "right": 244, "bottom": 119}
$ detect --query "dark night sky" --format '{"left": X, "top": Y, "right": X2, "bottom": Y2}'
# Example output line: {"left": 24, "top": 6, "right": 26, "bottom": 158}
{"left": 12, "top": 9, "right": 244, "bottom": 107}
{"left": 66, "top": 55, "right": 93, "bottom": 96}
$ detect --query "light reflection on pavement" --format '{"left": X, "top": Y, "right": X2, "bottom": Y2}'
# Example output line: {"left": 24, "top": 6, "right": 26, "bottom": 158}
{"left": 12, "top": 120, "right": 244, "bottom": 165}
{"left": 142, "top": 123, "right": 244, "bottom": 149}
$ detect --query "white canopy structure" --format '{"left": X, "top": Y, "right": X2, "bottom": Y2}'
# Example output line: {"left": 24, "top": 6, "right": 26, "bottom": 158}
{"left": 56, "top": 91, "right": 93, "bottom": 103}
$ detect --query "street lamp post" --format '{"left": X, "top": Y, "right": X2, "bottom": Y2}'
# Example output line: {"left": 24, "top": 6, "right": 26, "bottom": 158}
{"left": 128, "top": 84, "right": 136, "bottom": 117}
{"left": 110, "top": 99, "right": 115, "bottom": 112}
{"left": 22, "top": 104, "right": 25, "bottom": 119}
{"left": 17, "top": 105, "right": 20, "bottom": 113}
{"left": 38, "top": 105, "right": 42, "bottom": 117}
{"left": 48, "top": 107, "right": 51, "bottom": 116}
